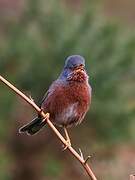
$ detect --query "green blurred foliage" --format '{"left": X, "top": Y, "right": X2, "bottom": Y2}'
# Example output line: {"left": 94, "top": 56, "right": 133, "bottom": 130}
{"left": 44, "top": 157, "right": 62, "bottom": 178}
{"left": 0, "top": 1, "right": 135, "bottom": 179}
{"left": 0, "top": 0, "right": 135, "bottom": 143}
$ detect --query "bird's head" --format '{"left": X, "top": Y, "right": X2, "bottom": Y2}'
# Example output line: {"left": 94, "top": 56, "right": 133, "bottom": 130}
{"left": 60, "top": 55, "right": 88, "bottom": 82}
{"left": 64, "top": 55, "right": 85, "bottom": 72}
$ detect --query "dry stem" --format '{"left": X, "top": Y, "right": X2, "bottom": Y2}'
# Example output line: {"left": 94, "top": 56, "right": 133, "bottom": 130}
{"left": 0, "top": 75, "right": 97, "bottom": 180}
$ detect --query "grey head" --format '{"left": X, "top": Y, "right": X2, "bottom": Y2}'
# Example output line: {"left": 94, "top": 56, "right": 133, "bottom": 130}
{"left": 59, "top": 55, "right": 86, "bottom": 80}
{"left": 64, "top": 55, "right": 85, "bottom": 69}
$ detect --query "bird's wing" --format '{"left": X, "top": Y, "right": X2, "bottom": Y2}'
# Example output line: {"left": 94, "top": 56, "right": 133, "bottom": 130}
{"left": 39, "top": 90, "right": 50, "bottom": 108}
{"left": 37, "top": 89, "right": 52, "bottom": 118}
{"left": 38, "top": 80, "right": 60, "bottom": 108}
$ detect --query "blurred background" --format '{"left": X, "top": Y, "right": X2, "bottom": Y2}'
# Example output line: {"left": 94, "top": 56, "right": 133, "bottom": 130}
{"left": 0, "top": 0, "right": 135, "bottom": 179}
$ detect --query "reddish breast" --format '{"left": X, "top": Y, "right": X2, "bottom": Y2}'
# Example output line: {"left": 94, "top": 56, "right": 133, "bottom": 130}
{"left": 41, "top": 70, "right": 91, "bottom": 126}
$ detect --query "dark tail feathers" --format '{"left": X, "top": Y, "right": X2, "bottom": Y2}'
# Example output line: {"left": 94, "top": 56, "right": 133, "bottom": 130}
{"left": 19, "top": 117, "right": 46, "bottom": 135}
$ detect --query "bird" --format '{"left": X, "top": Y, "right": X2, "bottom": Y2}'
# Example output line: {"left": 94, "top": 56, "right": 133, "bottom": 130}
{"left": 19, "top": 55, "right": 92, "bottom": 147}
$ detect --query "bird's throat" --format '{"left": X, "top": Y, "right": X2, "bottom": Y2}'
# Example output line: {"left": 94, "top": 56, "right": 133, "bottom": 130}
{"left": 67, "top": 70, "right": 88, "bottom": 83}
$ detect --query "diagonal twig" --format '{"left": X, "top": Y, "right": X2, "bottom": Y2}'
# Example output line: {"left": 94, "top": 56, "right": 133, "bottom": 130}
{"left": 0, "top": 75, "right": 97, "bottom": 180}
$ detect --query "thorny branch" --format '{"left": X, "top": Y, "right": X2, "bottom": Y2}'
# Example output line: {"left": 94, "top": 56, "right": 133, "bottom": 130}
{"left": 0, "top": 75, "right": 97, "bottom": 180}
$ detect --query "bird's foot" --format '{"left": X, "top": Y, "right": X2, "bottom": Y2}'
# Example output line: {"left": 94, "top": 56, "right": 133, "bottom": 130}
{"left": 43, "top": 112, "right": 50, "bottom": 119}
{"left": 63, "top": 139, "right": 71, "bottom": 151}
{"left": 42, "top": 113, "right": 50, "bottom": 124}
{"left": 39, "top": 108, "right": 44, "bottom": 114}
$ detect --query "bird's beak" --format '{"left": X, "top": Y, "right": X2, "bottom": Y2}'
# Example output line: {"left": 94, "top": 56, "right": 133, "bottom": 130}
{"left": 74, "top": 64, "right": 84, "bottom": 73}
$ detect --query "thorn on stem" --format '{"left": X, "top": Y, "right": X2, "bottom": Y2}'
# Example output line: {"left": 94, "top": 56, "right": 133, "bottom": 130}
{"left": 29, "top": 95, "right": 34, "bottom": 102}
{"left": 84, "top": 156, "right": 91, "bottom": 165}
{"left": 79, "top": 148, "right": 84, "bottom": 159}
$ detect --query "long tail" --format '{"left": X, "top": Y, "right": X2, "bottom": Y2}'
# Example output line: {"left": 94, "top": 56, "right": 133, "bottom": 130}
{"left": 19, "top": 117, "right": 46, "bottom": 135}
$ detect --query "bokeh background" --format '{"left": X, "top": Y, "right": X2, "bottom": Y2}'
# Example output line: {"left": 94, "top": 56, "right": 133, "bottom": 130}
{"left": 0, "top": 0, "right": 135, "bottom": 179}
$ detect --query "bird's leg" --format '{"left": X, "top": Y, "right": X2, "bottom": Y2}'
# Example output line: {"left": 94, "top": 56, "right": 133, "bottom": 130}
{"left": 63, "top": 127, "right": 71, "bottom": 150}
